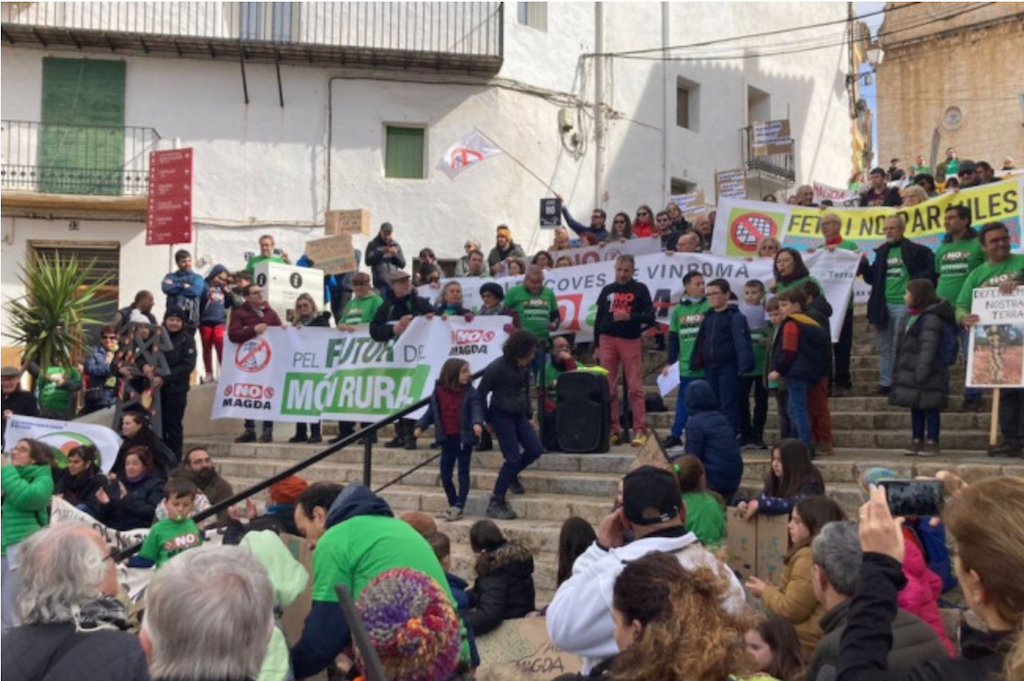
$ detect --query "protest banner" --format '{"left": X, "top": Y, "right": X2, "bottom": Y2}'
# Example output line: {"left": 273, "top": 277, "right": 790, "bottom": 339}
{"left": 548, "top": 236, "right": 662, "bottom": 268}
{"left": 712, "top": 175, "right": 1024, "bottom": 256}
{"left": 305, "top": 234, "right": 356, "bottom": 274}
{"left": 812, "top": 181, "right": 860, "bottom": 206}
{"left": 251, "top": 260, "right": 325, "bottom": 325}
{"left": 325, "top": 208, "right": 371, "bottom": 236}
{"left": 715, "top": 168, "right": 747, "bottom": 201}
{"left": 3, "top": 415, "right": 122, "bottom": 472}
{"left": 966, "top": 286, "right": 1024, "bottom": 388}
{"left": 751, "top": 120, "right": 793, "bottom": 156}
{"left": 669, "top": 190, "right": 706, "bottom": 217}
{"left": 212, "top": 316, "right": 510, "bottom": 423}
{"left": 476, "top": 617, "right": 582, "bottom": 681}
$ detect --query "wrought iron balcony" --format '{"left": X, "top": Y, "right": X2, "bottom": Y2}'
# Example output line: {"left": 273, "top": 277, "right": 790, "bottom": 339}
{"left": 1, "top": 120, "right": 160, "bottom": 196}
{"left": 1, "top": 2, "right": 504, "bottom": 73}
{"left": 740, "top": 125, "right": 796, "bottom": 184}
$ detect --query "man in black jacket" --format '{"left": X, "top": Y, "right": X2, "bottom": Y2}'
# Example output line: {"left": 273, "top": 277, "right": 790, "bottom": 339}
{"left": 1, "top": 524, "right": 149, "bottom": 681}
{"left": 370, "top": 271, "right": 433, "bottom": 449}
{"left": 806, "top": 520, "right": 947, "bottom": 681}
{"left": 858, "top": 215, "right": 935, "bottom": 394}
{"left": 594, "top": 255, "right": 655, "bottom": 446}
{"left": 364, "top": 222, "right": 406, "bottom": 298}
{"left": 859, "top": 167, "right": 902, "bottom": 207}
{"left": 157, "top": 307, "right": 197, "bottom": 459}
{"left": 1, "top": 365, "right": 38, "bottom": 448}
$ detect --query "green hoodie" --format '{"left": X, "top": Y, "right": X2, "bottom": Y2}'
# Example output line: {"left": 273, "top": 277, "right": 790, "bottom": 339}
{"left": 241, "top": 530, "right": 310, "bottom": 681}
{"left": 1, "top": 464, "right": 54, "bottom": 556}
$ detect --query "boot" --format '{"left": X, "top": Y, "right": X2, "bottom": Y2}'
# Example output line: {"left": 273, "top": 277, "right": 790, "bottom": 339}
{"left": 486, "top": 496, "right": 517, "bottom": 520}
{"left": 403, "top": 421, "right": 418, "bottom": 450}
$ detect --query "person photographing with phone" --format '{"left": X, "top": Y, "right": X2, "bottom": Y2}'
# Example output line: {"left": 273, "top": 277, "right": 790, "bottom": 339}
{"left": 837, "top": 474, "right": 1024, "bottom": 681}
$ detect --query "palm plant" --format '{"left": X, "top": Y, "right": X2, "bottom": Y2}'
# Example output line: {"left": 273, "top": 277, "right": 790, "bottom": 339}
{"left": 2, "top": 253, "right": 113, "bottom": 369}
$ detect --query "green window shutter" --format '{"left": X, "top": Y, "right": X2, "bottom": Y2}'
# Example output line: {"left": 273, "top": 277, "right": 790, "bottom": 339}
{"left": 385, "top": 126, "right": 425, "bottom": 179}
{"left": 40, "top": 58, "right": 127, "bottom": 195}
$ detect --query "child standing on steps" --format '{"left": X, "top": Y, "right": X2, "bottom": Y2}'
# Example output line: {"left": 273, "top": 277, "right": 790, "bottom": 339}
{"left": 740, "top": 279, "right": 770, "bottom": 449}
{"left": 764, "top": 297, "right": 792, "bottom": 440}
{"left": 414, "top": 358, "right": 485, "bottom": 520}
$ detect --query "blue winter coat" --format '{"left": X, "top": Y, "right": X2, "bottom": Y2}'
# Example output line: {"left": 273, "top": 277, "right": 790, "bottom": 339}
{"left": 682, "top": 380, "right": 743, "bottom": 496}
{"left": 689, "top": 306, "right": 755, "bottom": 374}
{"left": 199, "top": 264, "right": 234, "bottom": 325}
{"left": 416, "top": 384, "right": 485, "bottom": 447}
{"left": 161, "top": 268, "right": 205, "bottom": 328}
{"left": 83, "top": 343, "right": 117, "bottom": 409}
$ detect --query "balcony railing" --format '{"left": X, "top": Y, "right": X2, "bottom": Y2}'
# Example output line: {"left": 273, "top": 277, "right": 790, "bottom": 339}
{"left": 740, "top": 125, "right": 796, "bottom": 183}
{"left": 1, "top": 120, "right": 160, "bottom": 196}
{"left": 1, "top": 2, "right": 504, "bottom": 72}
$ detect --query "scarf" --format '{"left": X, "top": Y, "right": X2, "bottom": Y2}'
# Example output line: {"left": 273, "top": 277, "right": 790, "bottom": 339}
{"left": 72, "top": 596, "right": 131, "bottom": 633}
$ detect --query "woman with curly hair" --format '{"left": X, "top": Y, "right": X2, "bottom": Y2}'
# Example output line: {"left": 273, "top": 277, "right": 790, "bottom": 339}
{"left": 606, "top": 551, "right": 756, "bottom": 681}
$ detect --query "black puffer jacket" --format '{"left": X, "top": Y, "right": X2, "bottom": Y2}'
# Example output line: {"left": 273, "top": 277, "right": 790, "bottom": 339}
{"left": 99, "top": 473, "right": 164, "bottom": 531}
{"left": 0, "top": 622, "right": 150, "bottom": 681}
{"left": 469, "top": 540, "right": 536, "bottom": 635}
{"left": 890, "top": 300, "right": 955, "bottom": 412}
{"left": 160, "top": 326, "right": 196, "bottom": 394}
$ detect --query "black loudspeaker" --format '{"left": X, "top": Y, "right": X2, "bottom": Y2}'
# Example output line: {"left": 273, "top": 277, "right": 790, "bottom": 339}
{"left": 555, "top": 371, "right": 611, "bottom": 453}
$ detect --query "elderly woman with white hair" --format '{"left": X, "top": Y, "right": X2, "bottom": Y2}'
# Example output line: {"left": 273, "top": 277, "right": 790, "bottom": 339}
{"left": 0, "top": 523, "right": 149, "bottom": 681}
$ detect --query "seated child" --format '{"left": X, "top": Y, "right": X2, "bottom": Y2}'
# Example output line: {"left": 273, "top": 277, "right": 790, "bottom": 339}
{"left": 425, "top": 531, "right": 480, "bottom": 669}
{"left": 674, "top": 455, "right": 725, "bottom": 548}
{"left": 129, "top": 478, "right": 203, "bottom": 568}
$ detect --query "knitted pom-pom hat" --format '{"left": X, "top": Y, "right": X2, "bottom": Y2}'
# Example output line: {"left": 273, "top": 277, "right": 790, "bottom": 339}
{"left": 356, "top": 568, "right": 461, "bottom": 681}
{"left": 859, "top": 467, "right": 897, "bottom": 503}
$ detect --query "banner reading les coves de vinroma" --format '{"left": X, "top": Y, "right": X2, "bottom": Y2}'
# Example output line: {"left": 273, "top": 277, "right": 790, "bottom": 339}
{"left": 212, "top": 316, "right": 511, "bottom": 423}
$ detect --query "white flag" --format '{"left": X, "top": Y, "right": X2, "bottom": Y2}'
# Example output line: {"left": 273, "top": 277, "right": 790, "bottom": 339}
{"left": 437, "top": 130, "right": 503, "bottom": 179}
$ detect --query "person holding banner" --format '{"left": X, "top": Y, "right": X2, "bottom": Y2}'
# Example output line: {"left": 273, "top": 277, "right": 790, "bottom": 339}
{"left": 230, "top": 284, "right": 284, "bottom": 444}
{"left": 957, "top": 222, "right": 1024, "bottom": 457}
{"left": 594, "top": 255, "right": 656, "bottom": 446}
{"left": 632, "top": 206, "right": 656, "bottom": 239}
{"left": 606, "top": 212, "right": 632, "bottom": 242}
{"left": 859, "top": 215, "right": 936, "bottom": 395}
{"left": 815, "top": 214, "right": 858, "bottom": 395}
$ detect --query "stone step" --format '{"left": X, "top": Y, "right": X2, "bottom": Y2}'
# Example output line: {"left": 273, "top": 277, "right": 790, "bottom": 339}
{"left": 647, "top": 409, "right": 992, "bottom": 432}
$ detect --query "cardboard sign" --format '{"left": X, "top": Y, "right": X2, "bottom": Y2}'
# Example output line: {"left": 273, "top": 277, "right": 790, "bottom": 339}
{"left": 326, "top": 209, "right": 371, "bottom": 236}
{"left": 966, "top": 285, "right": 1024, "bottom": 388}
{"left": 476, "top": 617, "right": 582, "bottom": 680}
{"left": 540, "top": 198, "right": 562, "bottom": 228}
{"left": 669, "top": 190, "right": 706, "bottom": 217}
{"left": 751, "top": 120, "right": 793, "bottom": 156}
{"left": 725, "top": 509, "right": 789, "bottom": 583}
{"left": 629, "top": 434, "right": 670, "bottom": 472}
{"left": 251, "top": 261, "right": 325, "bottom": 325}
{"left": 305, "top": 234, "right": 357, "bottom": 274}
{"left": 716, "top": 168, "right": 747, "bottom": 201}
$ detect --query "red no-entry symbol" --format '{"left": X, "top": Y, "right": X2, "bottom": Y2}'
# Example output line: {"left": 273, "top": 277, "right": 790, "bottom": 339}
{"left": 730, "top": 212, "right": 778, "bottom": 252}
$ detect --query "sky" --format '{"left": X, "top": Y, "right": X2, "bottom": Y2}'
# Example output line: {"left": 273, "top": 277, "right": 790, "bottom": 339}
{"left": 857, "top": 1, "right": 886, "bottom": 166}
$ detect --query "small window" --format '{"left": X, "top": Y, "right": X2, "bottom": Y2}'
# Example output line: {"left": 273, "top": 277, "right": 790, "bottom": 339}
{"left": 676, "top": 77, "right": 700, "bottom": 131}
{"left": 384, "top": 126, "right": 426, "bottom": 179}
{"left": 670, "top": 178, "right": 696, "bottom": 196}
{"left": 517, "top": 2, "right": 548, "bottom": 31}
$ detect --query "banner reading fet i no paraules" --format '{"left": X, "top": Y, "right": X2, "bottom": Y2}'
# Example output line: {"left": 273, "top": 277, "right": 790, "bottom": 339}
{"left": 212, "top": 317, "right": 511, "bottom": 423}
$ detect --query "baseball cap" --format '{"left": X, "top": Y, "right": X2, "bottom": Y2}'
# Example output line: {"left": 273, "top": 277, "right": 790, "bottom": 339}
{"left": 622, "top": 466, "right": 682, "bottom": 526}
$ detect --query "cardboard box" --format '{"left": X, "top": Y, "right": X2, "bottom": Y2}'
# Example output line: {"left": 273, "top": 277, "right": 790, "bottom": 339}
{"left": 725, "top": 508, "right": 790, "bottom": 582}
{"left": 326, "top": 209, "right": 371, "bottom": 236}
{"left": 305, "top": 234, "right": 357, "bottom": 275}
{"left": 476, "top": 617, "right": 582, "bottom": 681}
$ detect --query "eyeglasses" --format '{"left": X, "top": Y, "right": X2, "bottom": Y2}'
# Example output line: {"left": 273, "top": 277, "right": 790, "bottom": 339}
{"left": 613, "top": 219, "right": 626, "bottom": 224}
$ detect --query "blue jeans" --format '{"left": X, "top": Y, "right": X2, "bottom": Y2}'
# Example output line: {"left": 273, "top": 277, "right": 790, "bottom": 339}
{"left": 489, "top": 409, "right": 543, "bottom": 499}
{"left": 961, "top": 328, "right": 982, "bottom": 403}
{"left": 705, "top": 362, "right": 741, "bottom": 435}
{"left": 670, "top": 377, "right": 696, "bottom": 438}
{"left": 439, "top": 438, "right": 473, "bottom": 509}
{"left": 875, "top": 303, "right": 909, "bottom": 387}
{"left": 786, "top": 378, "right": 813, "bottom": 447}
{"left": 911, "top": 408, "right": 940, "bottom": 441}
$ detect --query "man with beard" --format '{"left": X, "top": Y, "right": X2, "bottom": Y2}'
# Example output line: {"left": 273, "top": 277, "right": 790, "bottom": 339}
{"left": 169, "top": 446, "right": 234, "bottom": 527}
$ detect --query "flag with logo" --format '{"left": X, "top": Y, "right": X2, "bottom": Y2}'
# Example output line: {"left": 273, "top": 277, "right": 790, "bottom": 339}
{"left": 438, "top": 130, "right": 503, "bottom": 179}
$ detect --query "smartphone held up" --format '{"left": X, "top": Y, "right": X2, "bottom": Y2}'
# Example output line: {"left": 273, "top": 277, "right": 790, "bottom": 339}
{"left": 879, "top": 479, "right": 944, "bottom": 518}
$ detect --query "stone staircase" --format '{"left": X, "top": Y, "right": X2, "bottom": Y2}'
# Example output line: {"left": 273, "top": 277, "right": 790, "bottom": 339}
{"left": 192, "top": 306, "right": 1018, "bottom": 607}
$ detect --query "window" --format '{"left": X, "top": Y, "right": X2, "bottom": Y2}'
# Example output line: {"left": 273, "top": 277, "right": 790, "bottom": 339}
{"left": 747, "top": 85, "right": 772, "bottom": 125}
{"left": 31, "top": 241, "right": 120, "bottom": 344}
{"left": 40, "top": 58, "right": 126, "bottom": 195}
{"left": 384, "top": 126, "right": 426, "bottom": 179}
{"left": 517, "top": 2, "right": 548, "bottom": 31}
{"left": 676, "top": 77, "right": 700, "bottom": 130}
{"left": 670, "top": 178, "right": 696, "bottom": 195}
{"left": 240, "top": 2, "right": 295, "bottom": 42}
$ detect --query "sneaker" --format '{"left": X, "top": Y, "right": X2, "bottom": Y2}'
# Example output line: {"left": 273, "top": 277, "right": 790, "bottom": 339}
{"left": 486, "top": 497, "right": 517, "bottom": 520}
{"left": 631, "top": 432, "right": 649, "bottom": 447}
{"left": 919, "top": 440, "right": 941, "bottom": 457}
{"left": 259, "top": 432, "right": 274, "bottom": 444}
{"left": 203, "top": 373, "right": 215, "bottom": 383}
{"left": 662, "top": 435, "right": 682, "bottom": 449}
{"left": 905, "top": 439, "right": 923, "bottom": 456}
{"left": 609, "top": 432, "right": 622, "bottom": 446}
{"left": 288, "top": 434, "right": 308, "bottom": 444}
{"left": 446, "top": 506, "right": 464, "bottom": 521}
{"left": 509, "top": 477, "right": 526, "bottom": 495}
{"left": 384, "top": 436, "right": 405, "bottom": 448}
{"left": 235, "top": 431, "right": 256, "bottom": 443}
{"left": 308, "top": 435, "right": 323, "bottom": 444}
{"left": 873, "top": 385, "right": 891, "bottom": 396}
{"left": 959, "top": 400, "right": 983, "bottom": 413}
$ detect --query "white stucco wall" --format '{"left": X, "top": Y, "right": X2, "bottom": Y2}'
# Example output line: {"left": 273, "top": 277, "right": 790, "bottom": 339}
{"left": 1, "top": 2, "right": 854, "bottom": 345}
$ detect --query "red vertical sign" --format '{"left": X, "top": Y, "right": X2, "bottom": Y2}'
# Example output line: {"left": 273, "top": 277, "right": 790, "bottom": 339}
{"left": 146, "top": 148, "right": 193, "bottom": 245}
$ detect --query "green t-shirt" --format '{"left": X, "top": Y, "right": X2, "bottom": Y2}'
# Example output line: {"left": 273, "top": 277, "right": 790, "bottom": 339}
{"left": 775, "top": 274, "right": 822, "bottom": 295}
{"left": 669, "top": 298, "right": 711, "bottom": 378}
{"left": 246, "top": 254, "right": 287, "bottom": 273}
{"left": 884, "top": 246, "right": 909, "bottom": 304}
{"left": 956, "top": 254, "right": 1024, "bottom": 319}
{"left": 747, "top": 318, "right": 769, "bottom": 377}
{"left": 340, "top": 294, "right": 384, "bottom": 325}
{"left": 311, "top": 515, "right": 455, "bottom": 604}
{"left": 682, "top": 491, "right": 725, "bottom": 548}
{"left": 138, "top": 517, "right": 203, "bottom": 567}
{"left": 503, "top": 285, "right": 559, "bottom": 340}
{"left": 935, "top": 237, "right": 985, "bottom": 302}
{"left": 37, "top": 365, "right": 81, "bottom": 413}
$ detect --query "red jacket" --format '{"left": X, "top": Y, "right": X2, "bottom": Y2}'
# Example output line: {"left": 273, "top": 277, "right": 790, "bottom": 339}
{"left": 228, "top": 302, "right": 283, "bottom": 343}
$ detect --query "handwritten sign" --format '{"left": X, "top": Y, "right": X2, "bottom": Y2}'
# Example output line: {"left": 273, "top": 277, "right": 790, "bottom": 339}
{"left": 669, "top": 190, "right": 706, "bottom": 218}
{"left": 326, "top": 209, "right": 371, "bottom": 236}
{"left": 966, "top": 285, "right": 1024, "bottom": 388}
{"left": 476, "top": 617, "right": 581, "bottom": 680}
{"left": 305, "top": 234, "right": 356, "bottom": 274}
{"left": 752, "top": 120, "right": 793, "bottom": 156}
{"left": 726, "top": 509, "right": 789, "bottom": 582}
{"left": 812, "top": 181, "right": 859, "bottom": 206}
{"left": 716, "top": 169, "right": 747, "bottom": 201}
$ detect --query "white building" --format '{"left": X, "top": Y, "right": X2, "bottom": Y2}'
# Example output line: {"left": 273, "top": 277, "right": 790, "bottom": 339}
{"left": 1, "top": 2, "right": 854, "bottom": 370}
